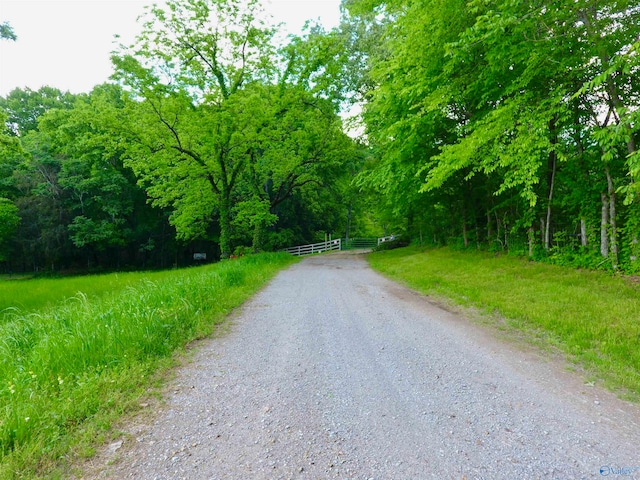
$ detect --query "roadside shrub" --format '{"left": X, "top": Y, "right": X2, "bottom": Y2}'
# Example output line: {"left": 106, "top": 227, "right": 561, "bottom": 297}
{"left": 374, "top": 237, "right": 409, "bottom": 251}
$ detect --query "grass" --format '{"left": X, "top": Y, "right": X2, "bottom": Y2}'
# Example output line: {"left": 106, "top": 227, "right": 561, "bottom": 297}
{"left": 0, "top": 253, "right": 297, "bottom": 479}
{"left": 0, "top": 270, "right": 188, "bottom": 321}
{"left": 368, "top": 246, "right": 640, "bottom": 399}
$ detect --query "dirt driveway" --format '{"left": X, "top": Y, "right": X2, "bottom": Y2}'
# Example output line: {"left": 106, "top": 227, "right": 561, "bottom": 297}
{"left": 84, "top": 253, "right": 640, "bottom": 479}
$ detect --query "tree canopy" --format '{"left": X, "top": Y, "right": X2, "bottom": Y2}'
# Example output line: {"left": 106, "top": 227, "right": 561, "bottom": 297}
{"left": 0, "top": 0, "right": 369, "bottom": 271}
{"left": 1, "top": 0, "right": 638, "bottom": 273}
{"left": 347, "top": 0, "right": 640, "bottom": 271}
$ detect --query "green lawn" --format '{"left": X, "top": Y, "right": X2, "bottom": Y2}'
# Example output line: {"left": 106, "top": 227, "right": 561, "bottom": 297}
{"left": 369, "top": 246, "right": 640, "bottom": 399}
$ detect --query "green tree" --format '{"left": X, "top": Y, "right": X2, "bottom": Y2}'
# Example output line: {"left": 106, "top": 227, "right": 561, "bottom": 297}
{"left": 38, "top": 86, "right": 136, "bottom": 252}
{"left": 0, "top": 87, "right": 77, "bottom": 136}
{"left": 113, "top": 0, "right": 358, "bottom": 257}
{"left": 348, "top": 0, "right": 478, "bottom": 242}
{"left": 241, "top": 83, "right": 354, "bottom": 250}
{"left": 113, "top": 0, "right": 277, "bottom": 258}
{"left": 0, "top": 197, "right": 19, "bottom": 261}
{"left": 10, "top": 129, "right": 72, "bottom": 271}
{"left": 0, "top": 109, "right": 23, "bottom": 197}
{"left": 346, "top": 0, "right": 640, "bottom": 270}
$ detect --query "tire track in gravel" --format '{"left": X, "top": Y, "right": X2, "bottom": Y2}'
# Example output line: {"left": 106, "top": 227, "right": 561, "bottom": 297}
{"left": 85, "top": 252, "right": 640, "bottom": 480}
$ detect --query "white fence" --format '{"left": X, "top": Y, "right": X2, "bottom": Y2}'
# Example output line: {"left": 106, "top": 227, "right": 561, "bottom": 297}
{"left": 377, "top": 235, "right": 396, "bottom": 246}
{"left": 284, "top": 235, "right": 398, "bottom": 256}
{"left": 283, "top": 238, "right": 342, "bottom": 256}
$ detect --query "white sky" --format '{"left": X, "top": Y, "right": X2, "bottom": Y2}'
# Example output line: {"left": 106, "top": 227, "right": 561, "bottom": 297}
{"left": 0, "top": 0, "right": 342, "bottom": 96}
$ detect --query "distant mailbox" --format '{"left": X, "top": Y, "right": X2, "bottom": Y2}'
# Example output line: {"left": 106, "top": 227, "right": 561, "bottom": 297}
{"left": 193, "top": 253, "right": 206, "bottom": 260}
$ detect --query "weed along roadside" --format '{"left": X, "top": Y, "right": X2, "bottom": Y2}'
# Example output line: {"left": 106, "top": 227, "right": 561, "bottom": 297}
{"left": 368, "top": 246, "right": 640, "bottom": 400}
{"left": 0, "top": 253, "right": 297, "bottom": 480}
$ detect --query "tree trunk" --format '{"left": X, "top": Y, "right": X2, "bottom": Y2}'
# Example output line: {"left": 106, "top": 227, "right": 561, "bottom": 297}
{"left": 345, "top": 203, "right": 352, "bottom": 244}
{"left": 528, "top": 225, "right": 534, "bottom": 258}
{"left": 461, "top": 205, "right": 469, "bottom": 248}
{"left": 495, "top": 212, "right": 501, "bottom": 249}
{"left": 600, "top": 193, "right": 609, "bottom": 257}
{"left": 605, "top": 165, "right": 618, "bottom": 268}
{"left": 581, "top": 9, "right": 634, "bottom": 265}
{"left": 545, "top": 121, "right": 558, "bottom": 251}
{"left": 544, "top": 187, "right": 554, "bottom": 250}
{"left": 252, "top": 220, "right": 266, "bottom": 253}
{"left": 503, "top": 212, "right": 509, "bottom": 250}
{"left": 631, "top": 235, "right": 639, "bottom": 263}
{"left": 580, "top": 218, "right": 588, "bottom": 247}
{"left": 219, "top": 194, "right": 232, "bottom": 259}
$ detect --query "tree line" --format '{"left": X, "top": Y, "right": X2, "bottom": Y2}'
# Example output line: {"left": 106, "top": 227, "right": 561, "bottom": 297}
{"left": 0, "top": 1, "right": 375, "bottom": 272}
{"left": 346, "top": 0, "right": 640, "bottom": 272}
{"left": 2, "top": 0, "right": 639, "bottom": 273}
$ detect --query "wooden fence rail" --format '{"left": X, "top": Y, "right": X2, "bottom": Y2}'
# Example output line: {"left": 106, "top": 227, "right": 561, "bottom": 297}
{"left": 283, "top": 235, "right": 397, "bottom": 257}
{"left": 283, "top": 239, "right": 342, "bottom": 256}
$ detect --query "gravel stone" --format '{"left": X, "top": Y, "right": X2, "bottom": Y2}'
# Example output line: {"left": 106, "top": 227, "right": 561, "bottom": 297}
{"left": 84, "top": 252, "right": 640, "bottom": 480}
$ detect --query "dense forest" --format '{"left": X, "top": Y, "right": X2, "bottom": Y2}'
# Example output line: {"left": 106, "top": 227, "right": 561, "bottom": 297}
{"left": 1, "top": 0, "right": 639, "bottom": 273}
{"left": 0, "top": 2, "right": 375, "bottom": 271}
{"left": 349, "top": 0, "right": 640, "bottom": 273}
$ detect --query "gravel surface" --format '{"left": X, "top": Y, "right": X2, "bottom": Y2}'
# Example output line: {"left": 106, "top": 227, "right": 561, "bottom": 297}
{"left": 84, "top": 252, "right": 640, "bottom": 480}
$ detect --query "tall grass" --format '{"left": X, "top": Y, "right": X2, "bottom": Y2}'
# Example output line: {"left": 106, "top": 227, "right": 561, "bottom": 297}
{"left": 0, "top": 270, "right": 187, "bottom": 321}
{"left": 0, "top": 253, "right": 296, "bottom": 479}
{"left": 369, "top": 246, "right": 640, "bottom": 398}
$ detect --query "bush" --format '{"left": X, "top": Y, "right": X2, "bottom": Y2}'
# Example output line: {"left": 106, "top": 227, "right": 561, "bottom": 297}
{"left": 374, "top": 237, "right": 410, "bottom": 251}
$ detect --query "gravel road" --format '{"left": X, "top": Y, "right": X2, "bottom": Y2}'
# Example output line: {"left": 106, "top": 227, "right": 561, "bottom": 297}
{"left": 86, "top": 252, "right": 640, "bottom": 480}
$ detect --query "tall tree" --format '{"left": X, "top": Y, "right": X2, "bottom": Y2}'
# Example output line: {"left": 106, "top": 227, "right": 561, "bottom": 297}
{"left": 37, "top": 85, "right": 144, "bottom": 257}
{"left": 11, "top": 129, "right": 73, "bottom": 271}
{"left": 112, "top": 0, "right": 277, "bottom": 258}
{"left": 239, "top": 83, "right": 354, "bottom": 250}
{"left": 574, "top": 1, "right": 640, "bottom": 265}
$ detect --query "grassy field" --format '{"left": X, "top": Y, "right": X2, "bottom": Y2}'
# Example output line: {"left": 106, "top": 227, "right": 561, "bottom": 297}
{"left": 0, "top": 253, "right": 297, "bottom": 479}
{"left": 0, "top": 270, "right": 186, "bottom": 320}
{"left": 369, "top": 246, "right": 640, "bottom": 399}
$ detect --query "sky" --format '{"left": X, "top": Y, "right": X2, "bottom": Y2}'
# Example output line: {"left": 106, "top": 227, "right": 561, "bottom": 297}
{"left": 0, "top": 0, "right": 342, "bottom": 97}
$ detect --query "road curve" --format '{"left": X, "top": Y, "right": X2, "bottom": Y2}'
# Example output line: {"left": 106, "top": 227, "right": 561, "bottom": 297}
{"left": 88, "top": 253, "right": 640, "bottom": 480}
